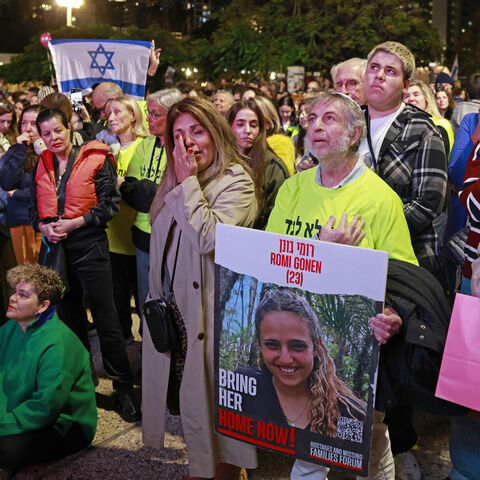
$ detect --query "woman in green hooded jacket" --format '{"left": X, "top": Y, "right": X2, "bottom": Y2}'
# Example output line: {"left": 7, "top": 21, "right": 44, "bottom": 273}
{"left": 0, "top": 263, "right": 97, "bottom": 475}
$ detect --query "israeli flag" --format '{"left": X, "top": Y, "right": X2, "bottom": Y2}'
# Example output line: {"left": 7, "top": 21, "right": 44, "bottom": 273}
{"left": 451, "top": 55, "right": 459, "bottom": 83}
{"left": 48, "top": 39, "right": 151, "bottom": 100}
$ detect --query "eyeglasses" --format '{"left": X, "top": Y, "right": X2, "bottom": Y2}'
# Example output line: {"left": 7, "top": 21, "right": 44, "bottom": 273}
{"left": 98, "top": 97, "right": 112, "bottom": 114}
{"left": 335, "top": 80, "right": 361, "bottom": 91}
{"left": 147, "top": 110, "right": 166, "bottom": 120}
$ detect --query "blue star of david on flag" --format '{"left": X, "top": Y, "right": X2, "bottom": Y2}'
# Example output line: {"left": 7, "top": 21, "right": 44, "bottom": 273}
{"left": 88, "top": 44, "right": 115, "bottom": 76}
{"left": 49, "top": 39, "right": 152, "bottom": 99}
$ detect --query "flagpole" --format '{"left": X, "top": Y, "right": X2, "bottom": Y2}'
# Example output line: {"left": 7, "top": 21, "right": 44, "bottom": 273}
{"left": 47, "top": 49, "right": 56, "bottom": 87}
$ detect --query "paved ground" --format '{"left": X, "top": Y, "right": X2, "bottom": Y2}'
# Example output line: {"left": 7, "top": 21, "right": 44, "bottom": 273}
{"left": 11, "top": 314, "right": 453, "bottom": 480}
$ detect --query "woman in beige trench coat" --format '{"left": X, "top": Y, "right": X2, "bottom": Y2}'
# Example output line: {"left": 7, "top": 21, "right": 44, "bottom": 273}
{"left": 142, "top": 97, "right": 259, "bottom": 479}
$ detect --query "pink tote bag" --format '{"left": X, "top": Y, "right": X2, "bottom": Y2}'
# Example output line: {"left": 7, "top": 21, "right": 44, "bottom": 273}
{"left": 435, "top": 293, "right": 480, "bottom": 411}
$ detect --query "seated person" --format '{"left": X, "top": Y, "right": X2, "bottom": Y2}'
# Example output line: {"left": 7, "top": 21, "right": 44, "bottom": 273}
{"left": 0, "top": 264, "right": 97, "bottom": 475}
{"left": 240, "top": 289, "right": 366, "bottom": 434}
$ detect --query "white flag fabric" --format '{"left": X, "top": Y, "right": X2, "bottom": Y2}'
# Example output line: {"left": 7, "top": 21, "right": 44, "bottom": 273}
{"left": 48, "top": 39, "right": 151, "bottom": 100}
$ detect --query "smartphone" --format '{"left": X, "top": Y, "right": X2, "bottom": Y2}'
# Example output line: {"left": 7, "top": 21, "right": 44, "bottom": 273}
{"left": 70, "top": 88, "right": 83, "bottom": 113}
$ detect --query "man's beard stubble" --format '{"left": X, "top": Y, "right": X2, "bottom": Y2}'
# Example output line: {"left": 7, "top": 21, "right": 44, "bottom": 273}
{"left": 306, "top": 132, "right": 355, "bottom": 169}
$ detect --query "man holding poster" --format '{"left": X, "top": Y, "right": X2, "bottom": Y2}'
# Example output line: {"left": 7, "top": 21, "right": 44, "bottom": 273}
{"left": 266, "top": 92, "right": 418, "bottom": 479}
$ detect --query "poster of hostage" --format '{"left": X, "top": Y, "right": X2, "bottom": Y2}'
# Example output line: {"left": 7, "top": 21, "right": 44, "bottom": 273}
{"left": 213, "top": 224, "right": 389, "bottom": 476}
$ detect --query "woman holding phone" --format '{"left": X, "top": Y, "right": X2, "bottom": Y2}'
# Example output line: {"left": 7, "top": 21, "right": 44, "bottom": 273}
{"left": 0, "top": 105, "right": 45, "bottom": 264}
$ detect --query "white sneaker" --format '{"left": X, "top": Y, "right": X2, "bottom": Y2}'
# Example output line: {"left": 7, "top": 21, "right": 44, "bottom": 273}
{"left": 394, "top": 452, "right": 422, "bottom": 480}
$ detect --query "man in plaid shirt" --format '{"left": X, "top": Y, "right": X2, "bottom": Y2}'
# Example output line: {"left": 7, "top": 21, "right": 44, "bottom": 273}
{"left": 358, "top": 41, "right": 447, "bottom": 480}
{"left": 359, "top": 41, "right": 447, "bottom": 279}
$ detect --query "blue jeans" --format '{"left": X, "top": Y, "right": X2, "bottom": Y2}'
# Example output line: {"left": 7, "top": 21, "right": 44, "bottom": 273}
{"left": 449, "top": 414, "right": 480, "bottom": 480}
{"left": 460, "top": 276, "right": 471, "bottom": 295}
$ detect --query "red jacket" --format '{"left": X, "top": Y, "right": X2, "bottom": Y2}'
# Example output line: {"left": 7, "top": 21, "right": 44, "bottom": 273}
{"left": 459, "top": 139, "right": 480, "bottom": 278}
{"left": 35, "top": 141, "right": 116, "bottom": 220}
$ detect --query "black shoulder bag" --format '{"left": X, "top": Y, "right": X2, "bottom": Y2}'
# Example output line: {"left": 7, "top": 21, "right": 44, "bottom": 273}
{"left": 143, "top": 231, "right": 182, "bottom": 353}
{"left": 38, "top": 146, "right": 80, "bottom": 291}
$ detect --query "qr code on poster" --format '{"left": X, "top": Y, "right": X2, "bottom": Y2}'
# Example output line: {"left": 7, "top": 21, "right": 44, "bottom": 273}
{"left": 337, "top": 416, "right": 363, "bottom": 443}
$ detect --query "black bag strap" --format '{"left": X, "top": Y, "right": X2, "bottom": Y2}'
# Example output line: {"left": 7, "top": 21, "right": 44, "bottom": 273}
{"left": 162, "top": 229, "right": 182, "bottom": 297}
{"left": 365, "top": 109, "right": 377, "bottom": 169}
{"left": 54, "top": 145, "right": 80, "bottom": 216}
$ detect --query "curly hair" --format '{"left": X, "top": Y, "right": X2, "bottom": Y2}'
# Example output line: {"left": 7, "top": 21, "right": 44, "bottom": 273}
{"left": 255, "top": 289, "right": 365, "bottom": 436}
{"left": 7, "top": 264, "right": 65, "bottom": 305}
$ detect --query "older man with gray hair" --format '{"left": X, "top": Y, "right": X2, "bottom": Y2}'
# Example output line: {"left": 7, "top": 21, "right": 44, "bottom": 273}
{"left": 331, "top": 58, "right": 367, "bottom": 106}
{"left": 267, "top": 92, "right": 418, "bottom": 479}
{"left": 267, "top": 93, "right": 415, "bottom": 266}
{"left": 213, "top": 89, "right": 235, "bottom": 115}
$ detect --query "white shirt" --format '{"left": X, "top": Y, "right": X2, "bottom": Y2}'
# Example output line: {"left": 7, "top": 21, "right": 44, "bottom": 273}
{"left": 359, "top": 103, "right": 405, "bottom": 168}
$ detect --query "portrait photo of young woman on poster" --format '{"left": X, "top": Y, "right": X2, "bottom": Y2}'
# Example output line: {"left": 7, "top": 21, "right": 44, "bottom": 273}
{"left": 236, "top": 288, "right": 367, "bottom": 438}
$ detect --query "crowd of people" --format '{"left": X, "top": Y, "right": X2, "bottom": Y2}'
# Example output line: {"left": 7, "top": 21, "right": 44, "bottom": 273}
{"left": 0, "top": 39, "right": 479, "bottom": 480}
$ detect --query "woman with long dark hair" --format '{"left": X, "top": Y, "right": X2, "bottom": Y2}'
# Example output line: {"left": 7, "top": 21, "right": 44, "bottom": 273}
{"left": 277, "top": 94, "right": 297, "bottom": 133}
{"left": 0, "top": 105, "right": 45, "bottom": 264}
{"left": 144, "top": 97, "right": 258, "bottom": 479}
{"left": 226, "top": 99, "right": 289, "bottom": 229}
{"left": 435, "top": 89, "right": 454, "bottom": 120}
{"left": 0, "top": 102, "right": 17, "bottom": 155}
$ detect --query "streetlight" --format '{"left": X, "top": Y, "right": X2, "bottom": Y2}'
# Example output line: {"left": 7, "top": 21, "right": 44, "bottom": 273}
{"left": 57, "top": 0, "right": 83, "bottom": 27}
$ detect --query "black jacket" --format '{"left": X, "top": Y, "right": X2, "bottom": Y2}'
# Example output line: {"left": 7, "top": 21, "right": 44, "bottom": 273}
{"left": 377, "top": 259, "right": 466, "bottom": 416}
{"left": 0, "top": 143, "right": 34, "bottom": 227}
